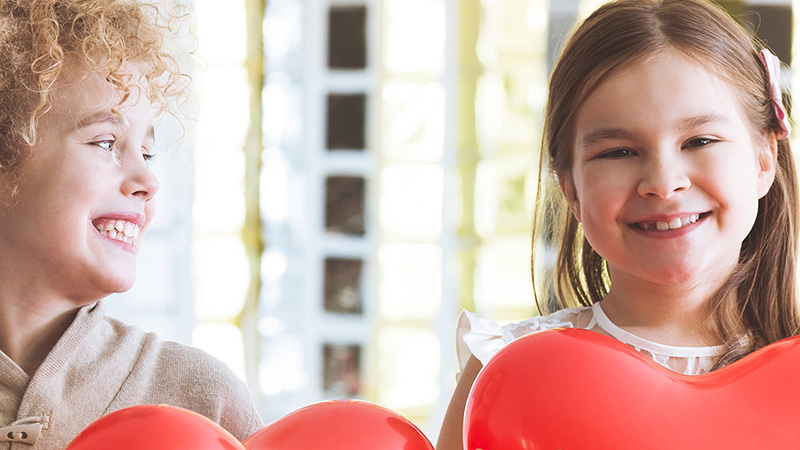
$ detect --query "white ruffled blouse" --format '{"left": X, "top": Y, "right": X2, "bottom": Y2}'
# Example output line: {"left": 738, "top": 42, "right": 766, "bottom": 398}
{"left": 457, "top": 302, "right": 723, "bottom": 377}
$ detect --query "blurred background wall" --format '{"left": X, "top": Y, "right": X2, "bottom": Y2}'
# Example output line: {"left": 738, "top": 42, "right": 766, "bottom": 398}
{"left": 105, "top": 0, "right": 794, "bottom": 441}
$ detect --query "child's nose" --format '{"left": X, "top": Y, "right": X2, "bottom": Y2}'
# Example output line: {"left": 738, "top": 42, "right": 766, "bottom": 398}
{"left": 120, "top": 153, "right": 160, "bottom": 201}
{"left": 636, "top": 156, "right": 690, "bottom": 199}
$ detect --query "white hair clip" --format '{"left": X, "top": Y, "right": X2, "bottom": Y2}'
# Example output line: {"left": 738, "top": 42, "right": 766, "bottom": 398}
{"left": 760, "top": 49, "right": 791, "bottom": 140}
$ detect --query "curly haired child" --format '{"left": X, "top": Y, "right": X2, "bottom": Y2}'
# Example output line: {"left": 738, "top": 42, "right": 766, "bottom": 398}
{"left": 0, "top": 1, "right": 262, "bottom": 447}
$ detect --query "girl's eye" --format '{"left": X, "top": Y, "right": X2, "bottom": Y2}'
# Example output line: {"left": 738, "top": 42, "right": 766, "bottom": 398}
{"left": 95, "top": 140, "right": 115, "bottom": 151}
{"left": 142, "top": 151, "right": 156, "bottom": 165}
{"left": 684, "top": 137, "right": 719, "bottom": 148}
{"left": 597, "top": 148, "right": 635, "bottom": 159}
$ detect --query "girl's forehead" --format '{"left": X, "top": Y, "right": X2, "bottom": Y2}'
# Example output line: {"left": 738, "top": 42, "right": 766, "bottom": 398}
{"left": 35, "top": 62, "right": 153, "bottom": 138}
{"left": 582, "top": 51, "right": 744, "bottom": 119}
{"left": 52, "top": 63, "right": 151, "bottom": 114}
{"left": 571, "top": 50, "right": 755, "bottom": 149}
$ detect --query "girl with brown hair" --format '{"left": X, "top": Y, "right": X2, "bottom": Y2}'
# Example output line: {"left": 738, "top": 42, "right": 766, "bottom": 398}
{"left": 438, "top": 0, "right": 799, "bottom": 448}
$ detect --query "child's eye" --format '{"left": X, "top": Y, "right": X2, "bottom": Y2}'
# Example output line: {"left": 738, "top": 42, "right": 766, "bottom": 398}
{"left": 142, "top": 151, "right": 156, "bottom": 165}
{"left": 684, "top": 137, "right": 719, "bottom": 148}
{"left": 597, "top": 148, "right": 636, "bottom": 159}
{"left": 94, "top": 140, "right": 115, "bottom": 151}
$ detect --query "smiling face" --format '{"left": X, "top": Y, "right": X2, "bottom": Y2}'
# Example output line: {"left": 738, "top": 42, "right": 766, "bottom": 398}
{"left": 0, "top": 62, "right": 159, "bottom": 302}
{"left": 562, "top": 50, "right": 776, "bottom": 290}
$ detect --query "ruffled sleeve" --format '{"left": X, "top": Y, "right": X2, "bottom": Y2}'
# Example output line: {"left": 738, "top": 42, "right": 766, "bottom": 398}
{"left": 455, "top": 307, "right": 588, "bottom": 379}
{"left": 456, "top": 310, "right": 509, "bottom": 374}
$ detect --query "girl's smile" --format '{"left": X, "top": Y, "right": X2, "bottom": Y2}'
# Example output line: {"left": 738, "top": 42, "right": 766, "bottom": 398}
{"left": 92, "top": 214, "right": 146, "bottom": 250}
{"left": 563, "top": 50, "right": 777, "bottom": 287}
{"left": 0, "top": 62, "right": 158, "bottom": 302}
{"left": 629, "top": 212, "right": 706, "bottom": 236}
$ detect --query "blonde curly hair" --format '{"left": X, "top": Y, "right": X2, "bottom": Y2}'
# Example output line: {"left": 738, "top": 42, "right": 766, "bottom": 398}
{"left": 0, "top": 0, "right": 187, "bottom": 192}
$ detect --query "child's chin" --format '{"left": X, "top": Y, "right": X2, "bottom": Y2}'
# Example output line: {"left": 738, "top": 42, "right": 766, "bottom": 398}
{"left": 116, "top": 277, "right": 137, "bottom": 293}
{"left": 100, "top": 272, "right": 137, "bottom": 295}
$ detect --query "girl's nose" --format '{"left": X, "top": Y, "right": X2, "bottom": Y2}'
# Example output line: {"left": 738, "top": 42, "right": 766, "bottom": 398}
{"left": 636, "top": 157, "right": 690, "bottom": 199}
{"left": 120, "top": 152, "right": 160, "bottom": 201}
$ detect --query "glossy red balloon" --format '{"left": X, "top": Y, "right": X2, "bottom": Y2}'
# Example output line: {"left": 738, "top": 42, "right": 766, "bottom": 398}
{"left": 464, "top": 328, "right": 800, "bottom": 449}
{"left": 243, "top": 400, "right": 434, "bottom": 450}
{"left": 66, "top": 405, "right": 244, "bottom": 450}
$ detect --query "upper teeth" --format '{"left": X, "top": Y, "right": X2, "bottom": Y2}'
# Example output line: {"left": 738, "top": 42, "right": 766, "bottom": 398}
{"left": 639, "top": 214, "right": 700, "bottom": 231}
{"left": 94, "top": 219, "right": 140, "bottom": 244}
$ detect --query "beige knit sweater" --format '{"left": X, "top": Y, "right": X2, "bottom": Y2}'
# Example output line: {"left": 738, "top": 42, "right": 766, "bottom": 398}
{"left": 0, "top": 301, "right": 263, "bottom": 449}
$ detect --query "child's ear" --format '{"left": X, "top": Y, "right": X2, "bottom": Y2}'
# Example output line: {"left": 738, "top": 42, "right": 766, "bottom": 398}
{"left": 757, "top": 132, "right": 779, "bottom": 199}
{"left": 558, "top": 172, "right": 581, "bottom": 222}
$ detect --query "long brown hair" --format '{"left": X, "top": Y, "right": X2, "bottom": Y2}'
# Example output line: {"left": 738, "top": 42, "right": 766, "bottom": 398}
{"left": 532, "top": 0, "right": 800, "bottom": 368}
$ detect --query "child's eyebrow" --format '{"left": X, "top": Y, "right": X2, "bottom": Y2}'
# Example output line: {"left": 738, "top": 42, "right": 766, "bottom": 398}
{"left": 580, "top": 114, "right": 733, "bottom": 148}
{"left": 581, "top": 128, "right": 634, "bottom": 147}
{"left": 75, "top": 112, "right": 155, "bottom": 143}
{"left": 74, "top": 111, "right": 126, "bottom": 130}
{"left": 677, "top": 114, "right": 732, "bottom": 131}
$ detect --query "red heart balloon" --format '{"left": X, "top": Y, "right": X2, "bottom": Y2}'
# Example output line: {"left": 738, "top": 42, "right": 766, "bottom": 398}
{"left": 66, "top": 405, "right": 244, "bottom": 450}
{"left": 464, "top": 328, "right": 800, "bottom": 449}
{"left": 243, "top": 400, "right": 434, "bottom": 450}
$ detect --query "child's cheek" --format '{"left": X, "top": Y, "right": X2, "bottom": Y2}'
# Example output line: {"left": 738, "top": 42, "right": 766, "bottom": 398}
{"left": 143, "top": 199, "right": 157, "bottom": 232}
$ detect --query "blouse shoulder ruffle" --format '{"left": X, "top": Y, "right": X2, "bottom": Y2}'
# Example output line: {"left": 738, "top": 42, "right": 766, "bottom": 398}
{"left": 455, "top": 307, "right": 589, "bottom": 375}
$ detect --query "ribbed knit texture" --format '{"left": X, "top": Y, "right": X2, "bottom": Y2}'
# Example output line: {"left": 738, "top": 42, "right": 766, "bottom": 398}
{"left": 0, "top": 301, "right": 263, "bottom": 449}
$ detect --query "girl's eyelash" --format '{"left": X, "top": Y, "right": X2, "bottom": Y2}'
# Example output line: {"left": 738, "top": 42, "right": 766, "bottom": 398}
{"left": 597, "top": 148, "right": 635, "bottom": 159}
{"left": 95, "top": 140, "right": 115, "bottom": 151}
{"left": 684, "top": 137, "right": 719, "bottom": 148}
{"left": 91, "top": 139, "right": 156, "bottom": 165}
{"left": 594, "top": 138, "right": 719, "bottom": 158}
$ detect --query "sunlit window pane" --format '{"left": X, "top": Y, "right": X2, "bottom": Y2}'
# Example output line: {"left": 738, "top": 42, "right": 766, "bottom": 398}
{"left": 377, "top": 327, "right": 440, "bottom": 410}
{"left": 258, "top": 334, "right": 309, "bottom": 396}
{"left": 193, "top": 237, "right": 249, "bottom": 322}
{"left": 263, "top": 78, "right": 303, "bottom": 147}
{"left": 324, "top": 258, "right": 364, "bottom": 314}
{"left": 327, "top": 94, "right": 367, "bottom": 150}
{"left": 381, "top": 81, "right": 445, "bottom": 162}
{"left": 379, "top": 165, "right": 443, "bottom": 241}
{"left": 474, "top": 236, "right": 537, "bottom": 320}
{"left": 194, "top": 0, "right": 247, "bottom": 65}
{"left": 328, "top": 6, "right": 367, "bottom": 69}
{"left": 474, "top": 160, "right": 498, "bottom": 238}
{"left": 193, "top": 162, "right": 245, "bottom": 234}
{"left": 378, "top": 244, "right": 442, "bottom": 320}
{"left": 195, "top": 68, "right": 250, "bottom": 148}
{"left": 263, "top": 0, "right": 303, "bottom": 67}
{"left": 326, "top": 176, "right": 366, "bottom": 235}
{"left": 193, "top": 66, "right": 249, "bottom": 234}
{"left": 193, "top": 324, "right": 246, "bottom": 380}
{"left": 261, "top": 148, "right": 291, "bottom": 223}
{"left": 323, "top": 343, "right": 362, "bottom": 396}
{"left": 474, "top": 72, "right": 504, "bottom": 155}
{"left": 384, "top": 0, "right": 445, "bottom": 75}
